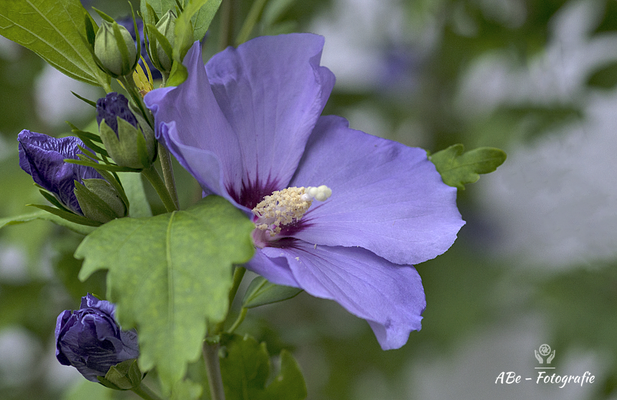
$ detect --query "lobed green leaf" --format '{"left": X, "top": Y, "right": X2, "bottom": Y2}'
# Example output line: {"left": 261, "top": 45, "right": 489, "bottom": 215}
{"left": 219, "top": 334, "right": 307, "bottom": 400}
{"left": 75, "top": 196, "right": 254, "bottom": 392}
{"left": 430, "top": 144, "right": 507, "bottom": 190}
{"left": 171, "top": 378, "right": 203, "bottom": 400}
{"left": 0, "top": 0, "right": 108, "bottom": 86}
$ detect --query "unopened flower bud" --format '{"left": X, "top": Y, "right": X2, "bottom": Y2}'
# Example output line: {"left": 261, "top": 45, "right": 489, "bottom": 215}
{"left": 96, "top": 92, "right": 156, "bottom": 169}
{"left": 153, "top": 10, "right": 176, "bottom": 72}
{"left": 94, "top": 20, "right": 138, "bottom": 77}
{"left": 55, "top": 294, "right": 140, "bottom": 382}
{"left": 17, "top": 131, "right": 103, "bottom": 215}
{"left": 74, "top": 178, "right": 128, "bottom": 223}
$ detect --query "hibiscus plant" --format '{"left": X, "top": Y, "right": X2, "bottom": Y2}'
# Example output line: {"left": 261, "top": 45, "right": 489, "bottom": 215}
{"left": 0, "top": 1, "right": 505, "bottom": 399}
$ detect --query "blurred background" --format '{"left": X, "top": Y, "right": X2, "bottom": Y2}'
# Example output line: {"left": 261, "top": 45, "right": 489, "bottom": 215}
{"left": 2, "top": 0, "right": 617, "bottom": 398}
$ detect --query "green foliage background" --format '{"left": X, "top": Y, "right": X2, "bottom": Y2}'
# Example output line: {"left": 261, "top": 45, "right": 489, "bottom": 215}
{"left": 0, "top": 0, "right": 616, "bottom": 399}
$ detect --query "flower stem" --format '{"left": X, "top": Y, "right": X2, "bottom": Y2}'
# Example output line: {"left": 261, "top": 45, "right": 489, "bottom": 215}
{"left": 226, "top": 307, "right": 247, "bottom": 334}
{"left": 203, "top": 341, "right": 226, "bottom": 400}
{"left": 205, "top": 265, "right": 246, "bottom": 400}
{"left": 235, "top": 0, "right": 268, "bottom": 46}
{"left": 215, "top": 266, "right": 246, "bottom": 333}
{"left": 228, "top": 266, "right": 246, "bottom": 308}
{"left": 131, "top": 382, "right": 164, "bottom": 400}
{"left": 102, "top": 80, "right": 113, "bottom": 94}
{"left": 158, "top": 143, "right": 180, "bottom": 209}
{"left": 218, "top": 0, "right": 234, "bottom": 51}
{"left": 141, "top": 165, "right": 178, "bottom": 212}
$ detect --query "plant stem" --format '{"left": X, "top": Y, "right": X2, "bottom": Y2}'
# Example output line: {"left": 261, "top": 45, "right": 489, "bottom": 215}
{"left": 203, "top": 341, "right": 226, "bottom": 400}
{"left": 141, "top": 165, "right": 178, "bottom": 212}
{"left": 158, "top": 143, "right": 180, "bottom": 209}
{"left": 235, "top": 0, "right": 268, "bottom": 46}
{"left": 228, "top": 266, "right": 246, "bottom": 308}
{"left": 102, "top": 79, "right": 113, "bottom": 93}
{"left": 131, "top": 382, "right": 164, "bottom": 400}
{"left": 215, "top": 266, "right": 246, "bottom": 333}
{"left": 226, "top": 307, "right": 247, "bottom": 334}
{"left": 205, "top": 265, "right": 246, "bottom": 400}
{"left": 218, "top": 0, "right": 233, "bottom": 51}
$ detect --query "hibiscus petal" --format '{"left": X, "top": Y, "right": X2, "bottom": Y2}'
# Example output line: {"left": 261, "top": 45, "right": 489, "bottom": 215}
{"left": 290, "top": 115, "right": 465, "bottom": 266}
{"left": 256, "top": 241, "right": 425, "bottom": 350}
{"left": 144, "top": 43, "right": 245, "bottom": 204}
{"left": 205, "top": 33, "right": 335, "bottom": 205}
{"left": 246, "top": 248, "right": 300, "bottom": 288}
{"left": 146, "top": 35, "right": 336, "bottom": 209}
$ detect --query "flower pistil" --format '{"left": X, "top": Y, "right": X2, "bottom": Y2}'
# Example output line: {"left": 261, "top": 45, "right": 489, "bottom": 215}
{"left": 252, "top": 185, "right": 332, "bottom": 243}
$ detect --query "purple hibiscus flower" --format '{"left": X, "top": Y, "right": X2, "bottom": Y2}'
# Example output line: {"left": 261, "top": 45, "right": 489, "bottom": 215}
{"left": 144, "top": 33, "right": 464, "bottom": 350}
{"left": 55, "top": 294, "right": 139, "bottom": 382}
{"left": 17, "top": 131, "right": 102, "bottom": 214}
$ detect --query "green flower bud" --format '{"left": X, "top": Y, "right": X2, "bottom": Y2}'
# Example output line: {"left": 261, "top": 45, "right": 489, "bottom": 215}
{"left": 94, "top": 20, "right": 138, "bottom": 77}
{"left": 97, "top": 359, "right": 143, "bottom": 391}
{"left": 152, "top": 10, "right": 176, "bottom": 73}
{"left": 96, "top": 93, "right": 156, "bottom": 169}
{"left": 99, "top": 118, "right": 156, "bottom": 170}
{"left": 74, "top": 178, "right": 128, "bottom": 224}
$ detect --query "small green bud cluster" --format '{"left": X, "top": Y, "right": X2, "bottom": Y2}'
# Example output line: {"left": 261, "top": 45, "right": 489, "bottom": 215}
{"left": 146, "top": 10, "right": 177, "bottom": 74}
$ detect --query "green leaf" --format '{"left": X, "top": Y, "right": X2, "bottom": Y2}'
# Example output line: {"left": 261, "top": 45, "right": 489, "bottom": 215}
{"left": 242, "top": 276, "right": 302, "bottom": 309}
{"left": 219, "top": 334, "right": 307, "bottom": 400}
{"left": 430, "top": 144, "right": 506, "bottom": 190}
{"left": 63, "top": 379, "right": 115, "bottom": 400}
{"left": 587, "top": 61, "right": 617, "bottom": 90}
{"left": 177, "top": 0, "right": 221, "bottom": 50}
{"left": 167, "top": 0, "right": 222, "bottom": 86}
{"left": 65, "top": 158, "right": 141, "bottom": 172}
{"left": 118, "top": 172, "right": 152, "bottom": 217}
{"left": 171, "top": 378, "right": 203, "bottom": 400}
{"left": 141, "top": 0, "right": 220, "bottom": 42}
{"left": 0, "top": 0, "right": 107, "bottom": 86}
{"left": 262, "top": 0, "right": 296, "bottom": 28}
{"left": 190, "top": 0, "right": 221, "bottom": 42}
{"left": 76, "top": 196, "right": 254, "bottom": 392}
{"left": 0, "top": 210, "right": 97, "bottom": 235}
{"left": 140, "top": 0, "right": 178, "bottom": 22}
{"left": 29, "top": 203, "right": 102, "bottom": 227}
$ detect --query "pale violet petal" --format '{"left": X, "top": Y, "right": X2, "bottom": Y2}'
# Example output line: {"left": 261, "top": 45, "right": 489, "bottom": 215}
{"left": 290, "top": 115, "right": 465, "bottom": 265}
{"left": 257, "top": 241, "right": 425, "bottom": 350}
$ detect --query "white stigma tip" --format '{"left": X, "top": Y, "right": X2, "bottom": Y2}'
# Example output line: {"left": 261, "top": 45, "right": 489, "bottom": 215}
{"left": 305, "top": 185, "right": 332, "bottom": 202}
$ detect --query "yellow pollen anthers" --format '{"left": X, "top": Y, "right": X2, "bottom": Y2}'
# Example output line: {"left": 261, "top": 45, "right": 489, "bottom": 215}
{"left": 252, "top": 185, "right": 332, "bottom": 236}
{"left": 133, "top": 57, "right": 154, "bottom": 97}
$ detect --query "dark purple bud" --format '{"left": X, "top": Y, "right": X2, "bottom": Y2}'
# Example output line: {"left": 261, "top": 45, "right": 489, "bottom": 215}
{"left": 96, "top": 92, "right": 139, "bottom": 136}
{"left": 55, "top": 294, "right": 139, "bottom": 382}
{"left": 17, "top": 131, "right": 102, "bottom": 214}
